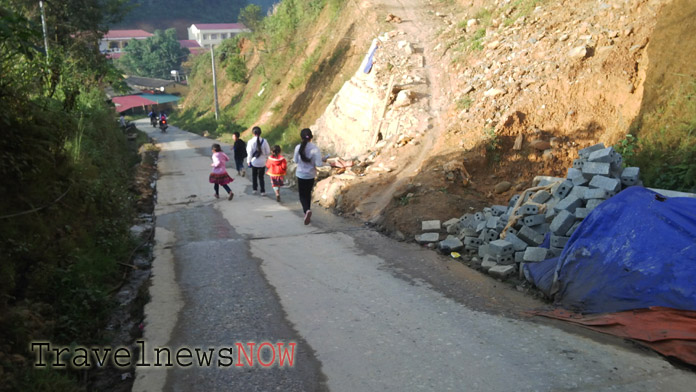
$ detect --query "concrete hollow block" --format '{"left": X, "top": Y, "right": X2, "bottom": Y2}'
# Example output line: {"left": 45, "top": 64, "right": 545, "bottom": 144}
{"left": 489, "top": 239, "right": 514, "bottom": 256}
{"left": 578, "top": 143, "right": 606, "bottom": 159}
{"left": 550, "top": 235, "right": 570, "bottom": 248}
{"left": 489, "top": 265, "right": 516, "bottom": 279}
{"left": 521, "top": 204, "right": 539, "bottom": 216}
{"left": 550, "top": 210, "right": 576, "bottom": 235}
{"left": 582, "top": 162, "right": 611, "bottom": 176}
{"left": 523, "top": 247, "right": 549, "bottom": 262}
{"left": 523, "top": 214, "right": 546, "bottom": 227}
{"left": 553, "top": 180, "right": 574, "bottom": 200}
{"left": 589, "top": 175, "right": 621, "bottom": 193}
{"left": 588, "top": 147, "right": 616, "bottom": 163}
{"left": 531, "top": 190, "right": 552, "bottom": 204}
{"left": 554, "top": 194, "right": 584, "bottom": 214}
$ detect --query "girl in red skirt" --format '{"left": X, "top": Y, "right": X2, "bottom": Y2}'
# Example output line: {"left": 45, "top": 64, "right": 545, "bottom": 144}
{"left": 265, "top": 145, "right": 287, "bottom": 202}
{"left": 209, "top": 143, "right": 234, "bottom": 200}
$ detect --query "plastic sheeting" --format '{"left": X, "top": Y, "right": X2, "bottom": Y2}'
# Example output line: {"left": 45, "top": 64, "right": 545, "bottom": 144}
{"left": 363, "top": 40, "right": 379, "bottom": 74}
{"left": 525, "top": 186, "right": 696, "bottom": 314}
{"left": 533, "top": 307, "right": 696, "bottom": 366}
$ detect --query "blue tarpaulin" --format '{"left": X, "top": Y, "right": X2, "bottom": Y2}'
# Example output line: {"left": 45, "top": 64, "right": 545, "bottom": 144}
{"left": 525, "top": 186, "right": 696, "bottom": 314}
{"left": 363, "top": 41, "right": 379, "bottom": 74}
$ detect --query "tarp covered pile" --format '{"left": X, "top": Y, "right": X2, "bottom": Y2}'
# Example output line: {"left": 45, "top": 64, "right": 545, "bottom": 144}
{"left": 525, "top": 186, "right": 696, "bottom": 365}
{"left": 524, "top": 186, "right": 696, "bottom": 313}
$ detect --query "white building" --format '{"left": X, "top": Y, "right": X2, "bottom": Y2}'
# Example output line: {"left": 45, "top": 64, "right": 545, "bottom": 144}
{"left": 187, "top": 23, "right": 249, "bottom": 48}
{"left": 100, "top": 29, "right": 153, "bottom": 59}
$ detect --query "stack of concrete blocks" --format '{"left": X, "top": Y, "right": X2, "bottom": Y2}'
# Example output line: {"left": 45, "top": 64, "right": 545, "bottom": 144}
{"left": 423, "top": 143, "right": 641, "bottom": 281}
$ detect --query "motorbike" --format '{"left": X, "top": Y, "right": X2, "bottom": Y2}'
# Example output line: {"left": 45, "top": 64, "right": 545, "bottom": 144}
{"left": 159, "top": 118, "right": 168, "bottom": 133}
{"left": 123, "top": 121, "right": 136, "bottom": 132}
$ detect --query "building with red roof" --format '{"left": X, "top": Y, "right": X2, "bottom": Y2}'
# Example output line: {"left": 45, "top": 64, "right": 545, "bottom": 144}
{"left": 100, "top": 29, "right": 153, "bottom": 58}
{"left": 112, "top": 95, "right": 158, "bottom": 113}
{"left": 187, "top": 23, "right": 249, "bottom": 48}
{"left": 178, "top": 40, "right": 206, "bottom": 56}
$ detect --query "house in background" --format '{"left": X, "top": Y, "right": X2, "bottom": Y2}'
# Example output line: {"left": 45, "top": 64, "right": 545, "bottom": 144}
{"left": 178, "top": 40, "right": 206, "bottom": 56}
{"left": 100, "top": 29, "right": 153, "bottom": 59}
{"left": 187, "top": 23, "right": 249, "bottom": 48}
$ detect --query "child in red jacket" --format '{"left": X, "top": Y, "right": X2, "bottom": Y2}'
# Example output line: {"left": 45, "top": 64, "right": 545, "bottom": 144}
{"left": 265, "top": 145, "right": 287, "bottom": 202}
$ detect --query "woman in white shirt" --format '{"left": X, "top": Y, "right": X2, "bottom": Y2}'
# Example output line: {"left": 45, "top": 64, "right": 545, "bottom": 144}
{"left": 246, "top": 126, "right": 271, "bottom": 195}
{"left": 293, "top": 128, "right": 327, "bottom": 225}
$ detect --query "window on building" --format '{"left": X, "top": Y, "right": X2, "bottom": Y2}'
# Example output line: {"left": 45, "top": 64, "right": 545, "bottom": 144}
{"left": 204, "top": 34, "right": 209, "bottom": 40}
{"left": 211, "top": 34, "right": 218, "bottom": 40}
{"left": 109, "top": 41, "right": 119, "bottom": 51}
{"left": 221, "top": 33, "right": 228, "bottom": 39}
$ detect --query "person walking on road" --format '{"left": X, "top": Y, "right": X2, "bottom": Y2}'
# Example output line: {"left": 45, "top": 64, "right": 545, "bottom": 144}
{"left": 293, "top": 128, "right": 329, "bottom": 225}
{"left": 232, "top": 131, "right": 247, "bottom": 177}
{"left": 246, "top": 127, "right": 271, "bottom": 196}
{"left": 209, "top": 143, "right": 234, "bottom": 200}
{"left": 266, "top": 145, "right": 287, "bottom": 203}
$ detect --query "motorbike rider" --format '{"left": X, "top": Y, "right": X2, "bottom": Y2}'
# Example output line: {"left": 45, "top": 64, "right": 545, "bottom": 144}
{"left": 149, "top": 110, "right": 157, "bottom": 126}
{"left": 158, "top": 111, "right": 168, "bottom": 132}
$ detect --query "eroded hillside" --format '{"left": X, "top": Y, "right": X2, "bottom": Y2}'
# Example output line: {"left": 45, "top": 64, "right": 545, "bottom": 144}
{"left": 177, "top": 0, "right": 696, "bottom": 236}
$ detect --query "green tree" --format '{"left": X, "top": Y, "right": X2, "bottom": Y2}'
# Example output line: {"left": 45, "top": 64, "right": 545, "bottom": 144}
{"left": 1, "top": 2, "right": 144, "bottom": 389}
{"left": 218, "top": 36, "right": 247, "bottom": 83}
{"left": 238, "top": 3, "right": 263, "bottom": 32}
{"left": 226, "top": 55, "right": 247, "bottom": 83}
{"left": 118, "top": 28, "right": 189, "bottom": 78}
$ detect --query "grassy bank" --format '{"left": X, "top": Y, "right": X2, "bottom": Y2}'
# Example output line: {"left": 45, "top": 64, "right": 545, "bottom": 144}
{"left": 170, "top": 0, "right": 349, "bottom": 151}
{"left": 0, "top": 4, "right": 150, "bottom": 388}
{"left": 617, "top": 77, "right": 696, "bottom": 192}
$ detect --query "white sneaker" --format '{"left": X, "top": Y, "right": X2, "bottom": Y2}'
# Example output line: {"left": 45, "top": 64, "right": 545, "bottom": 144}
{"left": 304, "top": 210, "right": 312, "bottom": 225}
{"left": 252, "top": 190, "right": 258, "bottom": 195}
{"left": 260, "top": 192, "right": 266, "bottom": 196}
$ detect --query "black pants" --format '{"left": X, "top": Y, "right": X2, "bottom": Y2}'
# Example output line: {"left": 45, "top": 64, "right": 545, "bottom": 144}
{"left": 297, "top": 177, "right": 315, "bottom": 213}
{"left": 214, "top": 184, "right": 231, "bottom": 194}
{"left": 252, "top": 166, "right": 265, "bottom": 193}
{"left": 234, "top": 156, "right": 245, "bottom": 172}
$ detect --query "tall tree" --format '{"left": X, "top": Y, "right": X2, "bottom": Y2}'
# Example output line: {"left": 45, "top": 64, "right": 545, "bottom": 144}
{"left": 238, "top": 3, "right": 262, "bottom": 32}
{"left": 118, "top": 28, "right": 189, "bottom": 78}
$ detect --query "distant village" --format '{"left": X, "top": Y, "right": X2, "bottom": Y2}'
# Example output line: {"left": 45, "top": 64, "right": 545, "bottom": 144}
{"left": 104, "top": 23, "right": 249, "bottom": 114}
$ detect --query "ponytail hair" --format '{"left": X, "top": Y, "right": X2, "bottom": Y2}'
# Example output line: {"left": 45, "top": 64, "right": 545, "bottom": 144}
{"left": 271, "top": 145, "right": 281, "bottom": 157}
{"left": 212, "top": 143, "right": 222, "bottom": 152}
{"left": 299, "top": 128, "right": 313, "bottom": 163}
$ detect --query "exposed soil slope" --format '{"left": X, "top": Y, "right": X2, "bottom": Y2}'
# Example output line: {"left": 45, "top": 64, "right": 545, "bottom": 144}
{"left": 311, "top": 0, "right": 691, "bottom": 237}
{"left": 177, "top": 0, "right": 694, "bottom": 236}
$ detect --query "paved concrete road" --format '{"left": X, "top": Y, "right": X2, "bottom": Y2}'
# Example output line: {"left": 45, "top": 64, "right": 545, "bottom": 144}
{"left": 133, "top": 121, "right": 696, "bottom": 392}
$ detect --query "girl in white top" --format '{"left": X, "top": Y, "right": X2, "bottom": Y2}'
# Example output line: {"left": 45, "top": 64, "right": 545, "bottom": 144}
{"left": 293, "top": 128, "right": 327, "bottom": 225}
{"left": 246, "top": 126, "right": 271, "bottom": 195}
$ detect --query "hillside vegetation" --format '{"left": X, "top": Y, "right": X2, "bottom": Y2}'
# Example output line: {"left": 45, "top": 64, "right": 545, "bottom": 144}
{"left": 171, "top": 0, "right": 358, "bottom": 148}
{"left": 1, "top": 1, "right": 148, "bottom": 390}
{"left": 173, "top": 0, "right": 695, "bottom": 233}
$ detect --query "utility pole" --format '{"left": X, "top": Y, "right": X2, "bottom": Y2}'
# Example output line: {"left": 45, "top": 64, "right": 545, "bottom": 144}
{"left": 210, "top": 46, "right": 220, "bottom": 121}
{"left": 39, "top": 1, "right": 49, "bottom": 61}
